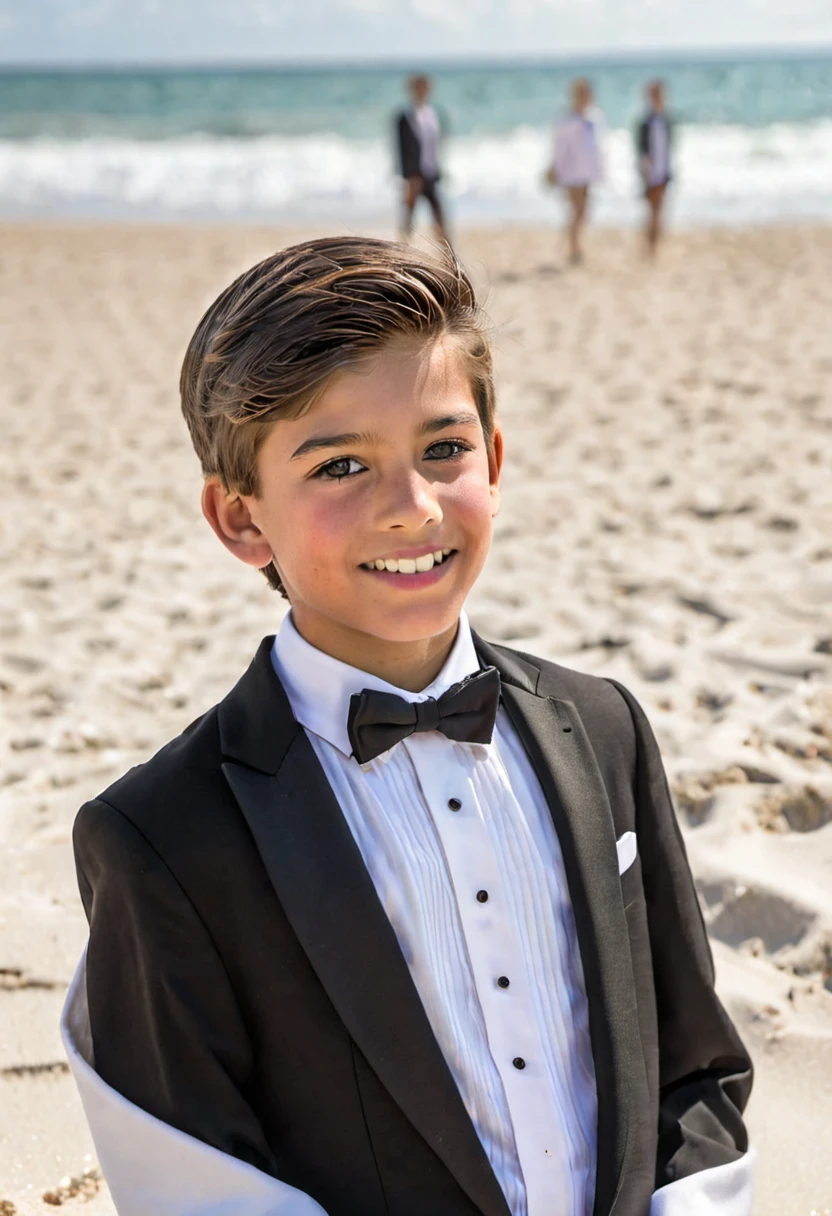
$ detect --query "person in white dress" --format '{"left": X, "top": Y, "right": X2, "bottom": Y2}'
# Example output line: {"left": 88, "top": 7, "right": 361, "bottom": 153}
{"left": 548, "top": 78, "right": 604, "bottom": 265}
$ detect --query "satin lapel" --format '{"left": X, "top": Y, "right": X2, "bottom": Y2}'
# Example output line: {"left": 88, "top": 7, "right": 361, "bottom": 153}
{"left": 222, "top": 732, "right": 511, "bottom": 1216}
{"left": 478, "top": 643, "right": 644, "bottom": 1215}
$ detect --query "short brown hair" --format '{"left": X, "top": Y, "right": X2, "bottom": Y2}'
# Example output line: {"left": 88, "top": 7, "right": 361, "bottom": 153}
{"left": 180, "top": 236, "right": 495, "bottom": 593}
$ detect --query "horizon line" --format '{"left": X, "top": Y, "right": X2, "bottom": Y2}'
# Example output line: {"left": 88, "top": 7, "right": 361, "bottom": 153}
{"left": 2, "top": 41, "right": 832, "bottom": 74}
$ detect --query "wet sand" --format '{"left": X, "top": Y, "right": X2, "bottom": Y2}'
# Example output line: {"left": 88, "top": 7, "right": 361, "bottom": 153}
{"left": 1, "top": 221, "right": 831, "bottom": 1213}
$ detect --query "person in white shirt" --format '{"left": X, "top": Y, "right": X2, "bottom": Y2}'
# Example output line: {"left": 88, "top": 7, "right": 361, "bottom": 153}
{"left": 636, "top": 79, "right": 673, "bottom": 256}
{"left": 396, "top": 74, "right": 450, "bottom": 246}
{"left": 548, "top": 78, "right": 604, "bottom": 265}
{"left": 63, "top": 235, "right": 754, "bottom": 1216}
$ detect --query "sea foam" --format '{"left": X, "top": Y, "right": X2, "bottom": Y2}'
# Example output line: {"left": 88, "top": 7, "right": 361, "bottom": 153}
{"left": 2, "top": 121, "right": 832, "bottom": 225}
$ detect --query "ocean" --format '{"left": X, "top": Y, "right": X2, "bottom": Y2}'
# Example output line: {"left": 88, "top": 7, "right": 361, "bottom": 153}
{"left": 1, "top": 53, "right": 832, "bottom": 226}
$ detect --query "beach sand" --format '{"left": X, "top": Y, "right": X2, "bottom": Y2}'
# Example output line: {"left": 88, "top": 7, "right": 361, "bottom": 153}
{"left": 1, "top": 221, "right": 831, "bottom": 1214}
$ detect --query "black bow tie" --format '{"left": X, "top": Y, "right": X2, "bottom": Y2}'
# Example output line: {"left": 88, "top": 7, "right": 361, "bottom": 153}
{"left": 347, "top": 667, "right": 501, "bottom": 765}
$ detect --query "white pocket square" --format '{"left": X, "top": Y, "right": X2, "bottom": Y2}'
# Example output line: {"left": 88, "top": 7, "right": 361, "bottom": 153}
{"left": 616, "top": 831, "right": 637, "bottom": 876}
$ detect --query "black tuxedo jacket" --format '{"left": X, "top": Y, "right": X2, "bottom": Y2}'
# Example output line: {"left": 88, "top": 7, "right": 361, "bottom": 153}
{"left": 397, "top": 110, "right": 423, "bottom": 180}
{"left": 74, "top": 635, "right": 751, "bottom": 1216}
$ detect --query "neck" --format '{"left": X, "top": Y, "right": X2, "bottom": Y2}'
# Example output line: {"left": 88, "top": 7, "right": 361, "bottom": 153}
{"left": 289, "top": 607, "right": 459, "bottom": 692}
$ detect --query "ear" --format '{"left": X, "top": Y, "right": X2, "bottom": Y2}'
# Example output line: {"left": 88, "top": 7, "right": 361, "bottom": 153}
{"left": 201, "top": 478, "right": 274, "bottom": 569}
{"left": 488, "top": 425, "right": 503, "bottom": 518}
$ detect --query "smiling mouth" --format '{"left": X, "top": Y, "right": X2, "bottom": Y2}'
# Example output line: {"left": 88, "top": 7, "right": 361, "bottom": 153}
{"left": 361, "top": 548, "right": 454, "bottom": 574}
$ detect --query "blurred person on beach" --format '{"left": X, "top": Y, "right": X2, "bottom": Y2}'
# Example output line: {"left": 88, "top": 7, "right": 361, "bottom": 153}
{"left": 62, "top": 237, "right": 754, "bottom": 1216}
{"left": 637, "top": 80, "right": 673, "bottom": 255}
{"left": 396, "top": 74, "right": 450, "bottom": 246}
{"left": 547, "top": 78, "right": 604, "bottom": 265}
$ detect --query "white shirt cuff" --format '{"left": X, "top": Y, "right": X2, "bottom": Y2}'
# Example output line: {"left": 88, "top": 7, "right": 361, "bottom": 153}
{"left": 651, "top": 1147, "right": 756, "bottom": 1216}
{"left": 61, "top": 946, "right": 328, "bottom": 1216}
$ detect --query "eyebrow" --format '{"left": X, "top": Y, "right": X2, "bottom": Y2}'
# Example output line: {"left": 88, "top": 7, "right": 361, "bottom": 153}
{"left": 290, "top": 431, "right": 374, "bottom": 461}
{"left": 421, "top": 411, "right": 481, "bottom": 435}
{"left": 289, "top": 411, "right": 481, "bottom": 461}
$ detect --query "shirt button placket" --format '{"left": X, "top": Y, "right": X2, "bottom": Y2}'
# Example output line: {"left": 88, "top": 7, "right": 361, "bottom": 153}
{"left": 424, "top": 743, "right": 543, "bottom": 1185}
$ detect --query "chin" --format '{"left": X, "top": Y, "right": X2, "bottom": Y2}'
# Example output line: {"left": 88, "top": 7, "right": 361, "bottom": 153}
{"left": 352, "top": 600, "right": 463, "bottom": 645}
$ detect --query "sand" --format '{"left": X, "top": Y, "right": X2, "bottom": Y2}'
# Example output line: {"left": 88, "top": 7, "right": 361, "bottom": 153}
{"left": 1, "top": 220, "right": 831, "bottom": 1215}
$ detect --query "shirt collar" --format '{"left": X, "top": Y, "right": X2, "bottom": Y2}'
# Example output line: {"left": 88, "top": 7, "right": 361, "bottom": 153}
{"left": 271, "top": 610, "right": 480, "bottom": 759}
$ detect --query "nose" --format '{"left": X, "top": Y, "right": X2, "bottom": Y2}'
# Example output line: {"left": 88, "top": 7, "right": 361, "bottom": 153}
{"left": 376, "top": 468, "right": 443, "bottom": 533}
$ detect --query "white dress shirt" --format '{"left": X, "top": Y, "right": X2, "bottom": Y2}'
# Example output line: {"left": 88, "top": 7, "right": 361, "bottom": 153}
{"left": 646, "top": 113, "right": 670, "bottom": 186}
{"left": 410, "top": 103, "right": 441, "bottom": 178}
{"left": 61, "top": 611, "right": 755, "bottom": 1215}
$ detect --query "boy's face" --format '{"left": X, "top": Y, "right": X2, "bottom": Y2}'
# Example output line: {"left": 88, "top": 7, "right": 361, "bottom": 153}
{"left": 220, "top": 338, "right": 501, "bottom": 657}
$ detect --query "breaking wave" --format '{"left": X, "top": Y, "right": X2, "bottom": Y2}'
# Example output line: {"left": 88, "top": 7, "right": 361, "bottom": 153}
{"left": 3, "top": 120, "right": 832, "bottom": 225}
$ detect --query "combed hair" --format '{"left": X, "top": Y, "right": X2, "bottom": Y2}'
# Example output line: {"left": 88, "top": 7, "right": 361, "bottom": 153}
{"left": 180, "top": 236, "right": 495, "bottom": 593}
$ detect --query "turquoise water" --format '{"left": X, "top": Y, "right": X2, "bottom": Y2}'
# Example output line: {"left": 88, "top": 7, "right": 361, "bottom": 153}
{"left": 1, "top": 53, "right": 831, "bottom": 223}
{"left": 2, "top": 54, "right": 831, "bottom": 139}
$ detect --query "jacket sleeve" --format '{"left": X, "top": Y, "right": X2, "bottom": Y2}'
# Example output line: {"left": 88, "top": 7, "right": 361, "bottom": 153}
{"left": 396, "top": 112, "right": 418, "bottom": 178}
{"left": 73, "top": 797, "right": 277, "bottom": 1173}
{"left": 395, "top": 112, "right": 406, "bottom": 176}
{"left": 607, "top": 682, "right": 753, "bottom": 1189}
{"left": 637, "top": 117, "right": 650, "bottom": 161}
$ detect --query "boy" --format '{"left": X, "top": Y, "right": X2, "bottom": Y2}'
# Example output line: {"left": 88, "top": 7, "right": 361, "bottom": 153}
{"left": 63, "top": 237, "right": 754, "bottom": 1215}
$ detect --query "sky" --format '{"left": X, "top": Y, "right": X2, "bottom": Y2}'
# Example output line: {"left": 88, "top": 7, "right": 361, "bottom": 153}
{"left": 3, "top": 0, "right": 832, "bottom": 66}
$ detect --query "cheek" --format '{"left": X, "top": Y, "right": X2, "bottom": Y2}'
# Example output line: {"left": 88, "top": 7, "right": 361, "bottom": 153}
{"left": 443, "top": 468, "right": 495, "bottom": 537}
{"left": 270, "top": 492, "right": 356, "bottom": 578}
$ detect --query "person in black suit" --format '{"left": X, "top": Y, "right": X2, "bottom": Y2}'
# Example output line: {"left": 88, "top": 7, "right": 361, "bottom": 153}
{"left": 62, "top": 236, "right": 754, "bottom": 1216}
{"left": 636, "top": 80, "right": 673, "bottom": 255}
{"left": 395, "top": 74, "right": 449, "bottom": 245}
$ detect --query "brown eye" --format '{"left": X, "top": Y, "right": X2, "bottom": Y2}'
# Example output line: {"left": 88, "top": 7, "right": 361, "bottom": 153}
{"left": 317, "top": 457, "right": 366, "bottom": 480}
{"left": 425, "top": 440, "right": 469, "bottom": 461}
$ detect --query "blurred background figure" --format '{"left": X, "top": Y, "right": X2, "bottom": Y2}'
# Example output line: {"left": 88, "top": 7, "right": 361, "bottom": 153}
{"left": 637, "top": 79, "right": 673, "bottom": 255}
{"left": 549, "top": 77, "right": 604, "bottom": 264}
{"left": 396, "top": 74, "right": 449, "bottom": 246}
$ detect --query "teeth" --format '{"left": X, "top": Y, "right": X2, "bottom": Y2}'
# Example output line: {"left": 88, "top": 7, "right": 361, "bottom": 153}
{"left": 363, "top": 549, "right": 453, "bottom": 574}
